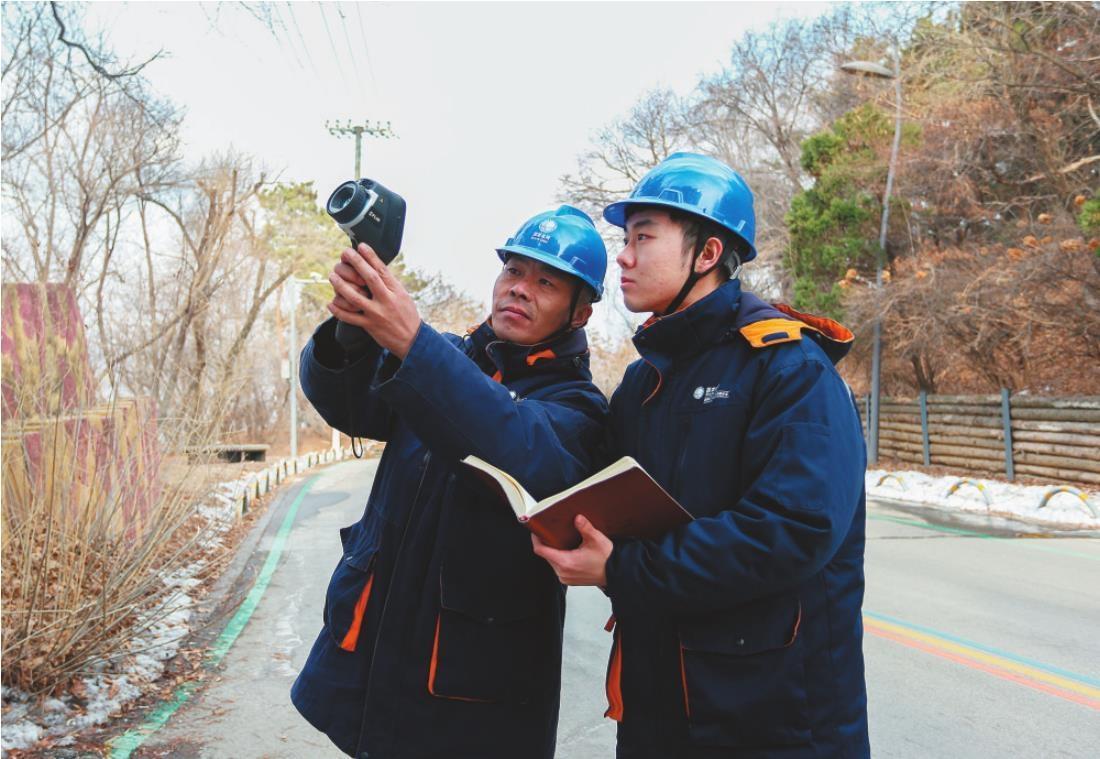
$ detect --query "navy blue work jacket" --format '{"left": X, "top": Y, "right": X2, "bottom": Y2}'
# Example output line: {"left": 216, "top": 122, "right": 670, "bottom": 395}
{"left": 603, "top": 279, "right": 869, "bottom": 758}
{"left": 291, "top": 318, "right": 607, "bottom": 759}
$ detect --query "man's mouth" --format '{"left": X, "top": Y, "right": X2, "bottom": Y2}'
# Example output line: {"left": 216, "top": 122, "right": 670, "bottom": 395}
{"left": 498, "top": 304, "right": 531, "bottom": 320}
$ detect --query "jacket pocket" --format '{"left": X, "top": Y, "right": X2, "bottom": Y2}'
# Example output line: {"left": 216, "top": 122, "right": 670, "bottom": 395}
{"left": 427, "top": 563, "right": 553, "bottom": 704}
{"left": 678, "top": 594, "right": 810, "bottom": 748}
{"left": 323, "top": 524, "right": 380, "bottom": 653}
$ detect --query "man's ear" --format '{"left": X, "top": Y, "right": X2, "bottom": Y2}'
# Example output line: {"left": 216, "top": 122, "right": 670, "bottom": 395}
{"left": 694, "top": 236, "right": 724, "bottom": 275}
{"left": 570, "top": 301, "right": 594, "bottom": 330}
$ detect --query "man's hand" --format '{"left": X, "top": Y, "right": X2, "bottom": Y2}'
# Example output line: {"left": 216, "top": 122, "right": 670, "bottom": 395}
{"left": 531, "top": 515, "right": 613, "bottom": 587}
{"left": 327, "top": 243, "right": 422, "bottom": 359}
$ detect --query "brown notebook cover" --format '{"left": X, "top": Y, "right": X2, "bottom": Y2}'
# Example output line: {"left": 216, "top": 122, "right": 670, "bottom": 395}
{"left": 464, "top": 456, "right": 693, "bottom": 550}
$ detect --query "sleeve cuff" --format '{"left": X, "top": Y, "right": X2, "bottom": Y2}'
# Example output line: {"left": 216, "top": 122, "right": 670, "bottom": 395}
{"left": 307, "top": 318, "right": 381, "bottom": 373}
{"left": 603, "top": 539, "right": 645, "bottom": 619}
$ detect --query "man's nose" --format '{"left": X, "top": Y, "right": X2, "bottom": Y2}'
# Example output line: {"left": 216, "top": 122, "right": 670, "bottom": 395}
{"left": 616, "top": 244, "right": 634, "bottom": 269}
{"left": 509, "top": 277, "right": 532, "bottom": 299}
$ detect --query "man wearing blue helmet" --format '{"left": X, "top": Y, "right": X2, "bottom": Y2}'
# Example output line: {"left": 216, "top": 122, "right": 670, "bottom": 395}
{"left": 290, "top": 205, "right": 608, "bottom": 758}
{"left": 534, "top": 154, "right": 870, "bottom": 757}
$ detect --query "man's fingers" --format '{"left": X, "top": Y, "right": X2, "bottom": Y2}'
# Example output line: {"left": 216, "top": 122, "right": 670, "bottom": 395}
{"left": 355, "top": 243, "right": 406, "bottom": 295}
{"left": 575, "top": 515, "right": 605, "bottom": 545}
{"left": 334, "top": 261, "right": 367, "bottom": 288}
{"left": 331, "top": 293, "right": 358, "bottom": 312}
{"left": 343, "top": 248, "right": 387, "bottom": 298}
{"left": 531, "top": 538, "right": 568, "bottom": 566}
{"left": 356, "top": 243, "right": 392, "bottom": 280}
{"left": 329, "top": 271, "right": 373, "bottom": 312}
{"left": 328, "top": 301, "right": 370, "bottom": 329}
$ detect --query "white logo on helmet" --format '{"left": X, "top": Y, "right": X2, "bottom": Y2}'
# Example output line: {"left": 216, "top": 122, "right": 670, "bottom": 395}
{"left": 693, "top": 386, "right": 704, "bottom": 400}
{"left": 538, "top": 219, "right": 558, "bottom": 234}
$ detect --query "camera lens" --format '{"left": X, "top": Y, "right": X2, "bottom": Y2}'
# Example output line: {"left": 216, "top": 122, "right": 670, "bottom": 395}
{"left": 327, "top": 181, "right": 368, "bottom": 225}
{"left": 330, "top": 184, "right": 357, "bottom": 213}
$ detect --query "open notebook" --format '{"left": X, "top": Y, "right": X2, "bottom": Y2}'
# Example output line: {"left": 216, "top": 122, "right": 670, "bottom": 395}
{"left": 462, "top": 455, "right": 693, "bottom": 550}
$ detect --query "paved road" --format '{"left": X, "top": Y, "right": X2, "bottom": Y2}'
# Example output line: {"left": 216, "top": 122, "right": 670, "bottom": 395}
{"left": 133, "top": 460, "right": 1099, "bottom": 757}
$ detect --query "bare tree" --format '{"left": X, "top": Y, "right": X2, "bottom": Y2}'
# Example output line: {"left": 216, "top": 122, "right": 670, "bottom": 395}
{"left": 2, "top": 4, "right": 180, "bottom": 292}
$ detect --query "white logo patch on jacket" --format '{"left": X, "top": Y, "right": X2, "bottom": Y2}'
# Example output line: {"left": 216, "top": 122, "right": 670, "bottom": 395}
{"left": 693, "top": 385, "right": 730, "bottom": 404}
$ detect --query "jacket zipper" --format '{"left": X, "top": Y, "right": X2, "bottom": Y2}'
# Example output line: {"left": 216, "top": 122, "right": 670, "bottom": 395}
{"left": 669, "top": 414, "right": 690, "bottom": 497}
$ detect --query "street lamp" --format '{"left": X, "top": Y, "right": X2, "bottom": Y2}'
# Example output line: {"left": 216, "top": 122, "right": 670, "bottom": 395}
{"left": 287, "top": 272, "right": 327, "bottom": 461}
{"left": 840, "top": 50, "right": 903, "bottom": 465}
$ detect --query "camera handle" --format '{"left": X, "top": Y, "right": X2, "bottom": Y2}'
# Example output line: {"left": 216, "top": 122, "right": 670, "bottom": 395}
{"left": 334, "top": 318, "right": 374, "bottom": 355}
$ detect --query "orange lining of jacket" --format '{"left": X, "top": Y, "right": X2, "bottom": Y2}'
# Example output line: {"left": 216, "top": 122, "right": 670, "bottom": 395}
{"left": 427, "top": 614, "right": 492, "bottom": 702}
{"left": 604, "top": 618, "right": 624, "bottom": 721}
{"left": 679, "top": 645, "right": 691, "bottom": 718}
{"left": 738, "top": 308, "right": 854, "bottom": 349}
{"left": 338, "top": 574, "right": 374, "bottom": 652}
{"left": 774, "top": 303, "right": 854, "bottom": 343}
{"left": 676, "top": 602, "right": 803, "bottom": 720}
{"left": 526, "top": 348, "right": 556, "bottom": 366}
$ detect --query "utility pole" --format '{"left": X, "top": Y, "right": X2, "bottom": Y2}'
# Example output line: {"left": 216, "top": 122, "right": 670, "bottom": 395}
{"left": 325, "top": 118, "right": 396, "bottom": 177}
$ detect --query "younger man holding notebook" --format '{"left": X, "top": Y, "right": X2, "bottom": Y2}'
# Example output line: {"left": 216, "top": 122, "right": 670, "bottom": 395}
{"left": 534, "top": 154, "right": 870, "bottom": 758}
{"left": 291, "top": 206, "right": 608, "bottom": 758}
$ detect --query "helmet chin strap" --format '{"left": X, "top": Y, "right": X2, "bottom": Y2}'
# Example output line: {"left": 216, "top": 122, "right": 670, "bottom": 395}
{"left": 518, "top": 281, "right": 586, "bottom": 349}
{"left": 552, "top": 282, "right": 586, "bottom": 338}
{"left": 660, "top": 249, "right": 742, "bottom": 317}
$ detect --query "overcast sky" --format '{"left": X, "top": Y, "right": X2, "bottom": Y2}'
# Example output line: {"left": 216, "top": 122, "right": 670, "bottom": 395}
{"left": 83, "top": 1, "right": 832, "bottom": 317}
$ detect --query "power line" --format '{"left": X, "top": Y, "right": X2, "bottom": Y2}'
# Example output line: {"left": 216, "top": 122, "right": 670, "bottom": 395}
{"left": 354, "top": 2, "right": 380, "bottom": 93}
{"left": 285, "top": 1, "right": 320, "bottom": 78}
{"left": 335, "top": 4, "right": 372, "bottom": 108}
{"left": 316, "top": 1, "right": 353, "bottom": 91}
{"left": 269, "top": 3, "right": 306, "bottom": 73}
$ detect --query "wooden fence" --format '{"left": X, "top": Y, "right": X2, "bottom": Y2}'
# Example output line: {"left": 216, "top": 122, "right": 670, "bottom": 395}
{"left": 862, "top": 393, "right": 1100, "bottom": 488}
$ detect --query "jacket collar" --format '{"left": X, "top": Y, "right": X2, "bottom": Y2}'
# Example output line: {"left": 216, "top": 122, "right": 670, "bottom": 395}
{"left": 632, "top": 279, "right": 743, "bottom": 370}
{"left": 633, "top": 278, "right": 854, "bottom": 374}
{"left": 465, "top": 319, "right": 592, "bottom": 383}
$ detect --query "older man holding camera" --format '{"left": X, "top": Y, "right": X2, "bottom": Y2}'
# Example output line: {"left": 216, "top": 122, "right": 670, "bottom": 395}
{"left": 290, "top": 205, "right": 609, "bottom": 759}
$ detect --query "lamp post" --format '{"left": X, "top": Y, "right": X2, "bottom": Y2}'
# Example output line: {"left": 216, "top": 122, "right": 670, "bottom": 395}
{"left": 840, "top": 52, "right": 903, "bottom": 465}
{"left": 288, "top": 273, "right": 326, "bottom": 461}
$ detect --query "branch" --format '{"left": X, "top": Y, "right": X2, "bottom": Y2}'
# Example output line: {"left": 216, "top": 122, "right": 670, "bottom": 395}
{"left": 50, "top": 2, "right": 162, "bottom": 80}
{"left": 1019, "top": 155, "right": 1100, "bottom": 184}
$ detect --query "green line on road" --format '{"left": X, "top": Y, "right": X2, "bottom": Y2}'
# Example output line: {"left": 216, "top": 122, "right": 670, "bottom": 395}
{"left": 108, "top": 475, "right": 319, "bottom": 758}
{"left": 867, "top": 513, "right": 1100, "bottom": 562}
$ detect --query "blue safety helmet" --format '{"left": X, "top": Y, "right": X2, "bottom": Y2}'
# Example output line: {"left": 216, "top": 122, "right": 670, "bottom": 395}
{"left": 497, "top": 205, "right": 607, "bottom": 301}
{"left": 603, "top": 152, "right": 757, "bottom": 262}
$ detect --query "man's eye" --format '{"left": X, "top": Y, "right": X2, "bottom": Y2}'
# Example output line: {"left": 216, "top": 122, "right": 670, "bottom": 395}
{"left": 539, "top": 278, "right": 554, "bottom": 288}
{"left": 506, "top": 266, "right": 520, "bottom": 276}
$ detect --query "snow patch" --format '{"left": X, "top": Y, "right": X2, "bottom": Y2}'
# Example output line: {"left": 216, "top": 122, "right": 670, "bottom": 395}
{"left": 867, "top": 468, "right": 1099, "bottom": 529}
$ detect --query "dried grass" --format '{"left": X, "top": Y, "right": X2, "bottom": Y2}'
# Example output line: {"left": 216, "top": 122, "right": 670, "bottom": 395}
{"left": 1, "top": 403, "right": 226, "bottom": 696}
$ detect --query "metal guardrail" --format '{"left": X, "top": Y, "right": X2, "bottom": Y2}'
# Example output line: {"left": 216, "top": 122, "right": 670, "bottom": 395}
{"left": 1037, "top": 486, "right": 1098, "bottom": 518}
{"left": 875, "top": 473, "right": 908, "bottom": 491}
{"left": 236, "top": 447, "right": 353, "bottom": 517}
{"left": 944, "top": 478, "right": 993, "bottom": 508}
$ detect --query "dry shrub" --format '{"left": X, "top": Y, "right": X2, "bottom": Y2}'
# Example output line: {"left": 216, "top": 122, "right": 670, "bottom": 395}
{"left": 840, "top": 229, "right": 1100, "bottom": 395}
{"left": 0, "top": 400, "right": 227, "bottom": 696}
